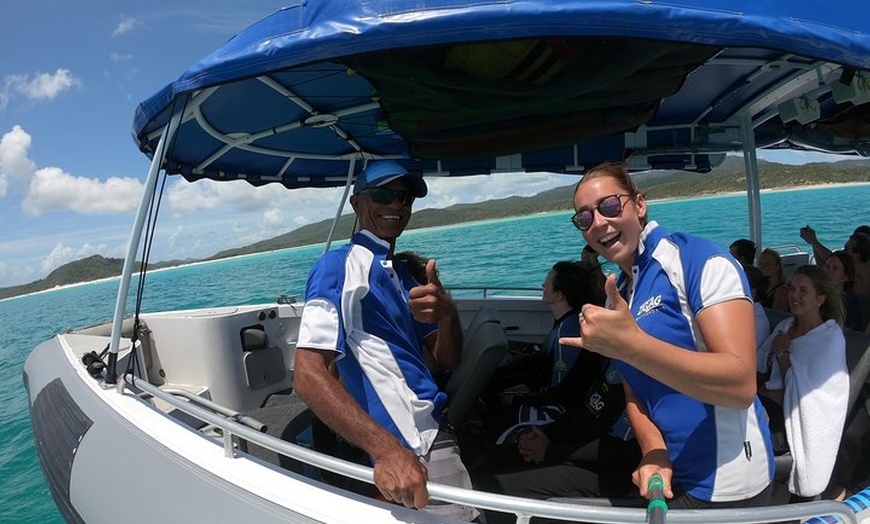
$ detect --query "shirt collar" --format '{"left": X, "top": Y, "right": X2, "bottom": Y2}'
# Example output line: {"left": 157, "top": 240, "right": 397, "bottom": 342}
{"left": 616, "top": 220, "right": 663, "bottom": 297}
{"left": 636, "top": 220, "right": 660, "bottom": 258}
{"left": 354, "top": 229, "right": 391, "bottom": 255}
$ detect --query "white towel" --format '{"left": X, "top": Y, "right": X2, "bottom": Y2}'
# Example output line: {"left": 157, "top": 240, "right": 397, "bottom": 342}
{"left": 761, "top": 318, "right": 849, "bottom": 496}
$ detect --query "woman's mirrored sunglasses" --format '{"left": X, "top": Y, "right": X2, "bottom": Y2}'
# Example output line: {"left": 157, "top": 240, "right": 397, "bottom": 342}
{"left": 571, "top": 194, "right": 630, "bottom": 231}
{"left": 366, "top": 187, "right": 415, "bottom": 206}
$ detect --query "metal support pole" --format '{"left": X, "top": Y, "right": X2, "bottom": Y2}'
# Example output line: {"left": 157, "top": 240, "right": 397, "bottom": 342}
{"left": 740, "top": 112, "right": 763, "bottom": 263}
{"left": 324, "top": 156, "right": 358, "bottom": 252}
{"left": 106, "top": 111, "right": 182, "bottom": 385}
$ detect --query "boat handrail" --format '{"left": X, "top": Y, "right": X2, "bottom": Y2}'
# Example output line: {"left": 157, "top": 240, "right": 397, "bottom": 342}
{"left": 139, "top": 387, "right": 267, "bottom": 434}
{"left": 124, "top": 372, "right": 858, "bottom": 524}
{"left": 447, "top": 286, "right": 541, "bottom": 298}
{"left": 765, "top": 244, "right": 808, "bottom": 256}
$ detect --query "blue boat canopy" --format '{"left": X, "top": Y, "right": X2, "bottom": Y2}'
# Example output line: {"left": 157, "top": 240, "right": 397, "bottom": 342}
{"left": 133, "top": 0, "right": 870, "bottom": 188}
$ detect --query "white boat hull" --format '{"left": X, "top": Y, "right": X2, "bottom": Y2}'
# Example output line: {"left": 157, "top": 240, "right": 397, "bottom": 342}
{"left": 23, "top": 303, "right": 483, "bottom": 524}
{"left": 23, "top": 298, "right": 870, "bottom": 524}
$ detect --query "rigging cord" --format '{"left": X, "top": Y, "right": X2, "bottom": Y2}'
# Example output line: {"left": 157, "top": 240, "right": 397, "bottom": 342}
{"left": 124, "top": 171, "right": 168, "bottom": 384}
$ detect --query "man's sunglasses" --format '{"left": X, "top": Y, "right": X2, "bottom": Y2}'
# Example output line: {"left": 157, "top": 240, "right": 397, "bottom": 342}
{"left": 365, "top": 187, "right": 415, "bottom": 206}
{"left": 571, "top": 194, "right": 630, "bottom": 231}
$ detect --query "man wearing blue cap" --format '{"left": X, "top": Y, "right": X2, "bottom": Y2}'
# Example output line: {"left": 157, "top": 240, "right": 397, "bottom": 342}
{"left": 294, "top": 160, "right": 478, "bottom": 520}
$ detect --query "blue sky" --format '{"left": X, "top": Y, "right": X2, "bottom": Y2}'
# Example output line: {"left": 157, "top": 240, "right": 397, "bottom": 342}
{"left": 0, "top": 1, "right": 857, "bottom": 288}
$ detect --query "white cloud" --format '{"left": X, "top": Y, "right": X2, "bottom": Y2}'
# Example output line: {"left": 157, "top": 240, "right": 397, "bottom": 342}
{"left": 167, "top": 225, "right": 185, "bottom": 245}
{"left": 166, "top": 178, "right": 345, "bottom": 216}
{"left": 150, "top": 172, "right": 575, "bottom": 265}
{"left": 22, "top": 167, "right": 144, "bottom": 216}
{"left": 422, "top": 172, "right": 577, "bottom": 210}
{"left": 291, "top": 214, "right": 313, "bottom": 227}
{"left": 0, "top": 259, "right": 37, "bottom": 287}
{"left": 40, "top": 242, "right": 109, "bottom": 274}
{"left": 161, "top": 173, "right": 576, "bottom": 249}
{"left": 260, "top": 208, "right": 285, "bottom": 229}
{"left": 208, "top": 207, "right": 293, "bottom": 248}
{"left": 167, "top": 178, "right": 266, "bottom": 213}
{"left": 5, "top": 69, "right": 80, "bottom": 102}
{"left": 756, "top": 150, "right": 857, "bottom": 165}
{"left": 112, "top": 17, "right": 137, "bottom": 37}
{"left": 160, "top": 178, "right": 349, "bottom": 257}
{"left": 110, "top": 52, "right": 134, "bottom": 62}
{"left": 0, "top": 125, "right": 37, "bottom": 197}
{"left": 162, "top": 222, "right": 227, "bottom": 260}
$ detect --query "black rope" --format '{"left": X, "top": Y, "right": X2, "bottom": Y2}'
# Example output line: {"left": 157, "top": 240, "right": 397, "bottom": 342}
{"left": 115, "top": 95, "right": 191, "bottom": 386}
{"left": 124, "top": 171, "right": 167, "bottom": 383}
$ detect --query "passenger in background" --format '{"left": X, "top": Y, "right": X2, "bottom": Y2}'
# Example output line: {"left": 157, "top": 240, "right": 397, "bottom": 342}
{"left": 473, "top": 260, "right": 637, "bottom": 505}
{"left": 743, "top": 264, "right": 770, "bottom": 352}
{"left": 757, "top": 264, "right": 848, "bottom": 502}
{"left": 473, "top": 360, "right": 638, "bottom": 509}
{"left": 537, "top": 260, "right": 605, "bottom": 391}
{"left": 759, "top": 248, "right": 791, "bottom": 312}
{"left": 562, "top": 161, "right": 774, "bottom": 510}
{"left": 491, "top": 260, "right": 606, "bottom": 434}
{"left": 395, "top": 250, "right": 433, "bottom": 286}
{"left": 825, "top": 250, "right": 867, "bottom": 331}
{"left": 799, "top": 224, "right": 869, "bottom": 267}
{"left": 730, "top": 238, "right": 758, "bottom": 268}
{"left": 845, "top": 230, "right": 870, "bottom": 296}
{"left": 848, "top": 225, "right": 870, "bottom": 238}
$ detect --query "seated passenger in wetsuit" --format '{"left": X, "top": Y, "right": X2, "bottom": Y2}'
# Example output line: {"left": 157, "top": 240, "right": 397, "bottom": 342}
{"left": 484, "top": 261, "right": 604, "bottom": 441}
{"left": 472, "top": 359, "right": 638, "bottom": 504}
{"left": 469, "top": 261, "right": 639, "bottom": 503}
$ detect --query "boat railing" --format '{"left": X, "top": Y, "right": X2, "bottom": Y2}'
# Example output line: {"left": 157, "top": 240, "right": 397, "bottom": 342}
{"left": 125, "top": 372, "right": 859, "bottom": 524}
{"left": 139, "top": 387, "right": 268, "bottom": 434}
{"left": 764, "top": 244, "right": 813, "bottom": 281}
{"left": 766, "top": 244, "right": 807, "bottom": 256}
{"left": 447, "top": 286, "right": 541, "bottom": 298}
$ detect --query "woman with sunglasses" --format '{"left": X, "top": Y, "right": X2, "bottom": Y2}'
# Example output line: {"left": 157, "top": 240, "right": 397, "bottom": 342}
{"left": 560, "top": 162, "right": 775, "bottom": 509}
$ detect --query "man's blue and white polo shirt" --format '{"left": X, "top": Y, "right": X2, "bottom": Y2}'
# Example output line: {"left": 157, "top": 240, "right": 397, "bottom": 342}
{"left": 298, "top": 230, "right": 443, "bottom": 456}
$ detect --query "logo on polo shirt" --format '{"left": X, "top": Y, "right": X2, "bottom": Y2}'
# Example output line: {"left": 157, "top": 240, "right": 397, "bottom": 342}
{"left": 637, "top": 294, "right": 662, "bottom": 318}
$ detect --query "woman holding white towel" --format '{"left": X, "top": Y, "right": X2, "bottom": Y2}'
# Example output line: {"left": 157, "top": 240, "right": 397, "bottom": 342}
{"left": 758, "top": 264, "right": 848, "bottom": 502}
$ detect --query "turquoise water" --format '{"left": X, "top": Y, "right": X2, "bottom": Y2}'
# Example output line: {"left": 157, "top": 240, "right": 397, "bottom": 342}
{"left": 1, "top": 184, "right": 867, "bottom": 523}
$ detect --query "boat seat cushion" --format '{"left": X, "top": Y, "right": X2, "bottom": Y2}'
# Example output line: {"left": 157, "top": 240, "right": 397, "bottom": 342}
{"left": 445, "top": 307, "right": 508, "bottom": 428}
{"left": 243, "top": 348, "right": 286, "bottom": 390}
{"left": 244, "top": 392, "right": 312, "bottom": 469}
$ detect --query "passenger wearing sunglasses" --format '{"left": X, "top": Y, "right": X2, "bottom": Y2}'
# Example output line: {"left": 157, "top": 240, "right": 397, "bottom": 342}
{"left": 294, "top": 160, "right": 479, "bottom": 521}
{"left": 561, "top": 162, "right": 775, "bottom": 510}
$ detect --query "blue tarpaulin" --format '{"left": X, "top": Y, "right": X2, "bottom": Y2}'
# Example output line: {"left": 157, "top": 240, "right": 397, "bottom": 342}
{"left": 132, "top": 1, "right": 870, "bottom": 186}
